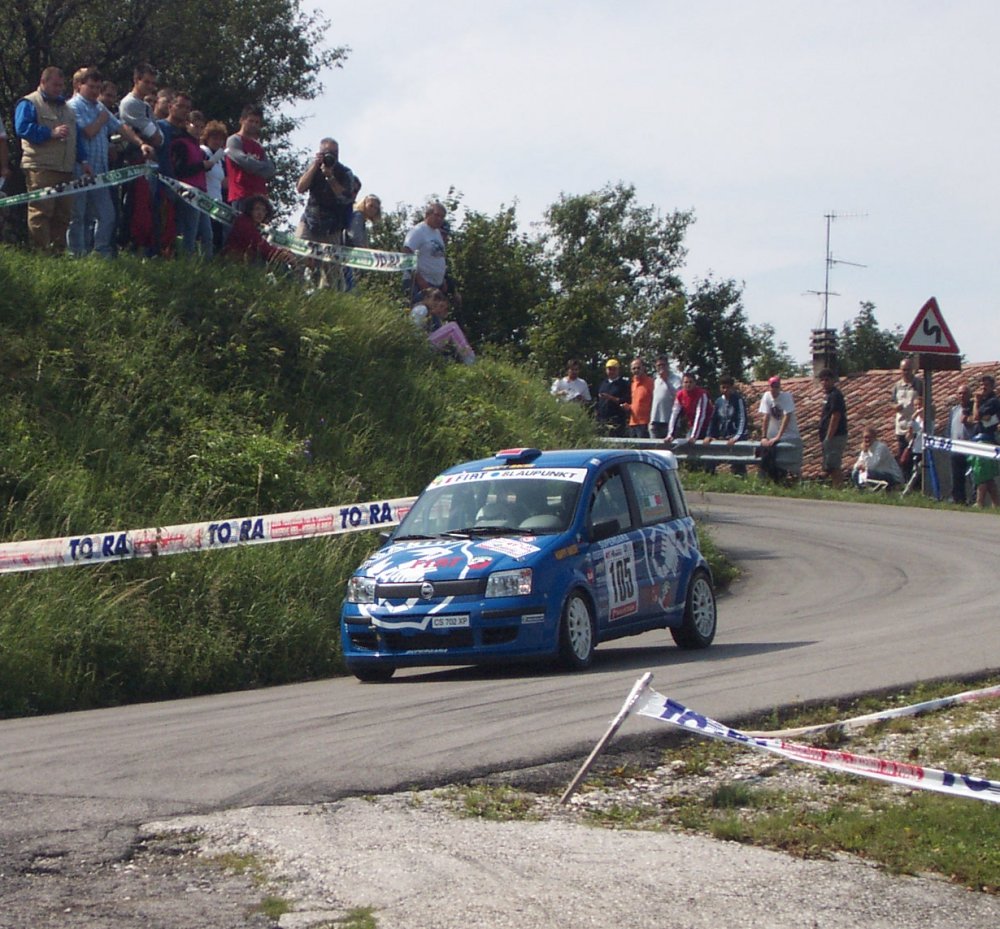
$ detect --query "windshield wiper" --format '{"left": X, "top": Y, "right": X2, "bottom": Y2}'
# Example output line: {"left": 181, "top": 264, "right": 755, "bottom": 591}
{"left": 445, "top": 526, "right": 518, "bottom": 537}
{"left": 391, "top": 533, "right": 442, "bottom": 541}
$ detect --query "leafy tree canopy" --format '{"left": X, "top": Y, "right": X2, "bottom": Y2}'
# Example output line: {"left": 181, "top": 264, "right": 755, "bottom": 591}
{"left": 644, "top": 275, "right": 756, "bottom": 394}
{"left": 838, "top": 301, "right": 903, "bottom": 374}
{"left": 357, "top": 182, "right": 806, "bottom": 391}
{"left": 750, "top": 323, "right": 809, "bottom": 381}
{"left": 541, "top": 182, "right": 693, "bottom": 342}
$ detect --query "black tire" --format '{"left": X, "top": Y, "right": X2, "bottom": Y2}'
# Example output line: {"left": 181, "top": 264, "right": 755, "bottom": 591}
{"left": 348, "top": 662, "right": 396, "bottom": 683}
{"left": 671, "top": 570, "right": 717, "bottom": 649}
{"left": 558, "top": 591, "right": 596, "bottom": 670}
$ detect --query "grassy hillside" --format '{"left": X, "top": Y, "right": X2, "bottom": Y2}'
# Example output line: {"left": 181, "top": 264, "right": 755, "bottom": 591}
{"left": 0, "top": 249, "right": 594, "bottom": 716}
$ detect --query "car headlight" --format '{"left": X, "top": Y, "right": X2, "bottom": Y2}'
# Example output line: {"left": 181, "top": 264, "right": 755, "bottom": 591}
{"left": 485, "top": 568, "right": 532, "bottom": 598}
{"left": 346, "top": 575, "right": 376, "bottom": 604}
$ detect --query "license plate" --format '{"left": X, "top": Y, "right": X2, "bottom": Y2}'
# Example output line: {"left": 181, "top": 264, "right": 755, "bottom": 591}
{"left": 432, "top": 615, "right": 470, "bottom": 629}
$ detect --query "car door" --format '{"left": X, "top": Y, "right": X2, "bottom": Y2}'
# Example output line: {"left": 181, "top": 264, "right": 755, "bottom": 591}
{"left": 585, "top": 467, "right": 645, "bottom": 629}
{"left": 622, "top": 460, "right": 685, "bottom": 623}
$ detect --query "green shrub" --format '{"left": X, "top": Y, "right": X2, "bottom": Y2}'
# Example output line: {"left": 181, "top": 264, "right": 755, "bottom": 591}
{"left": 0, "top": 248, "right": 594, "bottom": 715}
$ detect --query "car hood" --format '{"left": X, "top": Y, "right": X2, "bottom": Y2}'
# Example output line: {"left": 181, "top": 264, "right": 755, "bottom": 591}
{"left": 358, "top": 534, "right": 561, "bottom": 583}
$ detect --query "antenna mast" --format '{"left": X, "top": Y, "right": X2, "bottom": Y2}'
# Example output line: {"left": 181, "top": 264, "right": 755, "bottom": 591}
{"left": 817, "top": 211, "right": 866, "bottom": 329}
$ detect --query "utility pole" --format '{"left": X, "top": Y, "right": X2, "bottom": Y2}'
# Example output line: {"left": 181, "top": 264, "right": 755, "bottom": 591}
{"left": 806, "top": 212, "right": 866, "bottom": 375}
{"left": 814, "top": 211, "right": 866, "bottom": 330}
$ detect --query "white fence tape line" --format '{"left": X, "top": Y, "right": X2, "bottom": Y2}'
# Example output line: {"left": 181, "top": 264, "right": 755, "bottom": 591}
{"left": 924, "top": 434, "right": 1000, "bottom": 461}
{"left": 0, "top": 496, "right": 417, "bottom": 574}
{"left": 636, "top": 689, "right": 1000, "bottom": 804}
{"left": 742, "top": 682, "right": 1000, "bottom": 738}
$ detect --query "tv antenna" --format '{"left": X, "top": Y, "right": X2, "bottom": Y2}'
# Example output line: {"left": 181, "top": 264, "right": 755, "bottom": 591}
{"left": 804, "top": 211, "right": 867, "bottom": 330}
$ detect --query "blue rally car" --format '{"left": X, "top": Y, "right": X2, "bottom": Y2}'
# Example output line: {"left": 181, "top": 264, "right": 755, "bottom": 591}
{"left": 340, "top": 447, "right": 716, "bottom": 682}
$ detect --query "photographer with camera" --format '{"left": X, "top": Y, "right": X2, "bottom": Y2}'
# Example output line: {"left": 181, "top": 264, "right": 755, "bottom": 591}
{"left": 296, "top": 138, "right": 355, "bottom": 246}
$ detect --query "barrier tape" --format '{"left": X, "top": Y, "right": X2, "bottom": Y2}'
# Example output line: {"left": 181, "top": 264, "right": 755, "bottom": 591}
{"left": 742, "top": 682, "right": 1000, "bottom": 738}
{"left": 0, "top": 496, "right": 417, "bottom": 575}
{"left": 636, "top": 689, "right": 1000, "bottom": 804}
{"left": 0, "top": 164, "right": 153, "bottom": 206}
{"left": 156, "top": 173, "right": 239, "bottom": 225}
{"left": 924, "top": 434, "right": 1000, "bottom": 461}
{"left": 266, "top": 229, "right": 417, "bottom": 271}
{"left": 637, "top": 689, "right": 1000, "bottom": 803}
{"left": 1, "top": 166, "right": 415, "bottom": 271}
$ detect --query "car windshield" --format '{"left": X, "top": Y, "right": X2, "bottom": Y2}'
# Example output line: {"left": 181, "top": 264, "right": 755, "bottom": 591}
{"left": 396, "top": 476, "right": 582, "bottom": 537}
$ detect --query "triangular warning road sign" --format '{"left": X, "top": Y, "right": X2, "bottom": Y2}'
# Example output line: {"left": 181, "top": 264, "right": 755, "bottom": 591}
{"left": 899, "top": 297, "right": 960, "bottom": 354}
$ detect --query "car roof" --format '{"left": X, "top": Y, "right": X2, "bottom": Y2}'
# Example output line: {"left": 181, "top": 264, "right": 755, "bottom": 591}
{"left": 438, "top": 447, "right": 679, "bottom": 476}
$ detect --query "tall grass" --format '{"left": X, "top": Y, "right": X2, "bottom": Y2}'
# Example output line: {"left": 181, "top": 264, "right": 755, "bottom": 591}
{"left": 0, "top": 248, "right": 594, "bottom": 715}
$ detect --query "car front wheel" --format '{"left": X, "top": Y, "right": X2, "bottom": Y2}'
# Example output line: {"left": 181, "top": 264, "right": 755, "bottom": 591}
{"left": 558, "top": 591, "right": 596, "bottom": 670}
{"left": 671, "top": 570, "right": 717, "bottom": 649}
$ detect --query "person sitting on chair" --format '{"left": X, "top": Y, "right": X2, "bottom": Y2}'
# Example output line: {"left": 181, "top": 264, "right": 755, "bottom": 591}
{"left": 851, "top": 425, "right": 903, "bottom": 489}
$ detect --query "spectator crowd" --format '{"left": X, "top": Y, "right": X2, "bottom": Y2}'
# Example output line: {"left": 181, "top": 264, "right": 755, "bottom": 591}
{"left": 552, "top": 355, "right": 1000, "bottom": 507}
{"left": 3, "top": 63, "right": 386, "bottom": 270}
{"left": 5, "top": 63, "right": 479, "bottom": 361}
{"left": 6, "top": 69, "right": 999, "bottom": 451}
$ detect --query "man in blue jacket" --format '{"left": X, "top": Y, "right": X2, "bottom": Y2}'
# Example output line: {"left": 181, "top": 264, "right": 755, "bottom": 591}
{"left": 704, "top": 374, "right": 749, "bottom": 475}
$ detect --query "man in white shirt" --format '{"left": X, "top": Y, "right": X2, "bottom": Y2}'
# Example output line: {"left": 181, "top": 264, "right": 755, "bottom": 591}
{"left": 649, "top": 355, "right": 677, "bottom": 439}
{"left": 945, "top": 385, "right": 973, "bottom": 504}
{"left": 757, "top": 376, "right": 802, "bottom": 480}
{"left": 551, "top": 359, "right": 592, "bottom": 404}
{"left": 403, "top": 201, "right": 447, "bottom": 302}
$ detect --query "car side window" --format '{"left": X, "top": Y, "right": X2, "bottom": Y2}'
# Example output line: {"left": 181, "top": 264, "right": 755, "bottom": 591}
{"left": 624, "top": 462, "right": 675, "bottom": 525}
{"left": 664, "top": 468, "right": 688, "bottom": 518}
{"left": 588, "top": 469, "right": 632, "bottom": 535}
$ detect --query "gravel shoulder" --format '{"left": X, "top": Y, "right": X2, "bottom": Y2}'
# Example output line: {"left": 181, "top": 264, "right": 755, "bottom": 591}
{"left": 139, "top": 788, "right": 999, "bottom": 929}
{"left": 4, "top": 727, "right": 998, "bottom": 929}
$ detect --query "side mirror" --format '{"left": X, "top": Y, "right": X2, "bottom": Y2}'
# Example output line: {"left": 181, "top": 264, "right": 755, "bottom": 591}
{"left": 378, "top": 530, "right": 393, "bottom": 546}
{"left": 589, "top": 518, "right": 620, "bottom": 543}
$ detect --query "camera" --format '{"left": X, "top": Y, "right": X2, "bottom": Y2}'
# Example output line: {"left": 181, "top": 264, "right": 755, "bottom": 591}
{"left": 322, "top": 152, "right": 338, "bottom": 168}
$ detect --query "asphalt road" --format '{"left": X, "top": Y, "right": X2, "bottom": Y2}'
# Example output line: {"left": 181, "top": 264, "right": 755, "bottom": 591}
{"left": 2, "top": 493, "right": 999, "bottom": 848}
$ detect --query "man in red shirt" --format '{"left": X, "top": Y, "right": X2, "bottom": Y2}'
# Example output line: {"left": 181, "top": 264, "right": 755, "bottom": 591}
{"left": 665, "top": 371, "right": 711, "bottom": 443}
{"left": 623, "top": 358, "right": 654, "bottom": 438}
{"left": 225, "top": 104, "right": 276, "bottom": 212}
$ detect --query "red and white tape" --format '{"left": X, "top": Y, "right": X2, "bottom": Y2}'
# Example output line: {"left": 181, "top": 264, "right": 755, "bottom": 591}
{"left": 0, "top": 496, "right": 417, "bottom": 574}
{"left": 636, "top": 688, "right": 1000, "bottom": 804}
{"left": 741, "top": 682, "right": 1000, "bottom": 738}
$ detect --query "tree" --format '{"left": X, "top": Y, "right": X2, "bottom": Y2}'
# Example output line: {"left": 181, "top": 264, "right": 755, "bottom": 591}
{"left": 445, "top": 205, "right": 551, "bottom": 355}
{"left": 838, "top": 301, "right": 903, "bottom": 374}
{"left": 642, "top": 276, "right": 757, "bottom": 394}
{"left": 532, "top": 183, "right": 693, "bottom": 361}
{"left": 1, "top": 0, "right": 346, "bottom": 212}
{"left": 749, "top": 323, "right": 807, "bottom": 381}
{"left": 359, "top": 194, "right": 553, "bottom": 361}
{"left": 526, "top": 282, "right": 623, "bottom": 386}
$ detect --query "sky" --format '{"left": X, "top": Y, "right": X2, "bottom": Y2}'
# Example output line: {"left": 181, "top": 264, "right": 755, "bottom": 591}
{"left": 288, "top": 1, "right": 1000, "bottom": 365}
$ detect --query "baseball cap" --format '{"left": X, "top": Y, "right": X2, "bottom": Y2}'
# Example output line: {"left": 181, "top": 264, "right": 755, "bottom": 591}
{"left": 606, "top": 358, "right": 620, "bottom": 368}
{"left": 768, "top": 376, "right": 781, "bottom": 386}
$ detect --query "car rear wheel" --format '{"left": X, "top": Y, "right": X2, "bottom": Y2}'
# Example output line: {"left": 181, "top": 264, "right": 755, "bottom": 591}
{"left": 558, "top": 591, "right": 596, "bottom": 670}
{"left": 671, "top": 570, "right": 716, "bottom": 649}
{"left": 348, "top": 662, "right": 396, "bottom": 683}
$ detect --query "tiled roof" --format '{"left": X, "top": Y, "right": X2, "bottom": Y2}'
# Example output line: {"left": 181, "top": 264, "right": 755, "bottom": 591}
{"left": 742, "top": 361, "right": 1000, "bottom": 481}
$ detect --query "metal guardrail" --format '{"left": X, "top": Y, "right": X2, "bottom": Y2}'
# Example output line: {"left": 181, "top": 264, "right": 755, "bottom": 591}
{"left": 599, "top": 437, "right": 804, "bottom": 473}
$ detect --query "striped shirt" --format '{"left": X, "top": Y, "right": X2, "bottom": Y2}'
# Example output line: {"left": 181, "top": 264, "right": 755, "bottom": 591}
{"left": 68, "top": 95, "right": 121, "bottom": 173}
